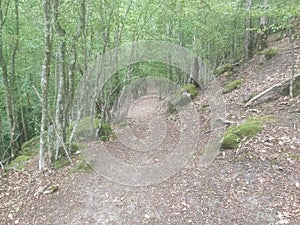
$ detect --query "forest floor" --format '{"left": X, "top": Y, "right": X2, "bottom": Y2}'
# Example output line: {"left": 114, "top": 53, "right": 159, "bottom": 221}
{"left": 1, "top": 36, "right": 300, "bottom": 225}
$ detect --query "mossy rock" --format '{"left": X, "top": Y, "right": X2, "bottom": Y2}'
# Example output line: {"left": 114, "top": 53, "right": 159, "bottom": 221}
{"left": 98, "top": 123, "right": 115, "bottom": 141}
{"left": 69, "top": 157, "right": 93, "bottom": 173}
{"left": 222, "top": 117, "right": 267, "bottom": 150}
{"left": 68, "top": 117, "right": 100, "bottom": 141}
{"left": 53, "top": 158, "right": 71, "bottom": 170}
{"left": 264, "top": 47, "right": 278, "bottom": 60}
{"left": 7, "top": 155, "right": 31, "bottom": 170}
{"left": 168, "top": 84, "right": 197, "bottom": 113}
{"left": 222, "top": 79, "right": 243, "bottom": 94}
{"left": 213, "top": 63, "right": 234, "bottom": 76}
{"left": 180, "top": 84, "right": 198, "bottom": 99}
{"left": 222, "top": 133, "right": 240, "bottom": 149}
{"left": 21, "top": 136, "right": 39, "bottom": 156}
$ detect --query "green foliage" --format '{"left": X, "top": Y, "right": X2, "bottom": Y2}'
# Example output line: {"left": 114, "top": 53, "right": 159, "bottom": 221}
{"left": 222, "top": 117, "right": 267, "bottom": 149}
{"left": 264, "top": 48, "right": 279, "bottom": 60}
{"left": 223, "top": 79, "right": 243, "bottom": 94}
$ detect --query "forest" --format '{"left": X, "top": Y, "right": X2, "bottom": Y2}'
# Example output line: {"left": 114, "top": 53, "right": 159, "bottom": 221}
{"left": 0, "top": 0, "right": 299, "bottom": 171}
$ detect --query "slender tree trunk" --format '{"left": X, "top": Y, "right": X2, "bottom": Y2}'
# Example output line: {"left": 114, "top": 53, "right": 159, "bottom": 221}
{"left": 257, "top": 0, "right": 268, "bottom": 51}
{"left": 289, "top": 28, "right": 295, "bottom": 97}
{"left": 68, "top": 0, "right": 87, "bottom": 149}
{"left": 53, "top": 0, "right": 66, "bottom": 160}
{"left": 0, "top": 0, "right": 18, "bottom": 158}
{"left": 39, "top": 0, "right": 52, "bottom": 171}
{"left": 244, "top": 0, "right": 253, "bottom": 61}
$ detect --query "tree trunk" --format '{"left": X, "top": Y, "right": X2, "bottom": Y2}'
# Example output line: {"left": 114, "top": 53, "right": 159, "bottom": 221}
{"left": 67, "top": 0, "right": 87, "bottom": 150}
{"left": 39, "top": 0, "right": 52, "bottom": 171}
{"left": 244, "top": 0, "right": 253, "bottom": 61}
{"left": 53, "top": 0, "right": 66, "bottom": 160}
{"left": 257, "top": 0, "right": 268, "bottom": 51}
{"left": 0, "top": 0, "right": 18, "bottom": 158}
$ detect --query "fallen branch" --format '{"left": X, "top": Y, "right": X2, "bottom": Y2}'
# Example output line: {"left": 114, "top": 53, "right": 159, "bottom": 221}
{"left": 244, "top": 74, "right": 300, "bottom": 108}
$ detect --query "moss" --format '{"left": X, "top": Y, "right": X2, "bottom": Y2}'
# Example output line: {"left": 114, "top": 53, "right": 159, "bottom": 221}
{"left": 222, "top": 117, "right": 267, "bottom": 150}
{"left": 7, "top": 155, "right": 31, "bottom": 170}
{"left": 69, "top": 157, "right": 93, "bottom": 173}
{"left": 21, "top": 136, "right": 39, "bottom": 156}
{"left": 98, "top": 123, "right": 115, "bottom": 141}
{"left": 213, "top": 63, "right": 234, "bottom": 76}
{"left": 222, "top": 133, "right": 240, "bottom": 149}
{"left": 68, "top": 117, "right": 100, "bottom": 141}
{"left": 223, "top": 79, "right": 243, "bottom": 94}
{"left": 264, "top": 47, "right": 278, "bottom": 60}
{"left": 53, "top": 158, "right": 71, "bottom": 170}
{"left": 181, "top": 84, "right": 198, "bottom": 99}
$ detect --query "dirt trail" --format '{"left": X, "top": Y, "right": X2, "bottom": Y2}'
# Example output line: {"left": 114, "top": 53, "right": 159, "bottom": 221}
{"left": 1, "top": 37, "right": 300, "bottom": 225}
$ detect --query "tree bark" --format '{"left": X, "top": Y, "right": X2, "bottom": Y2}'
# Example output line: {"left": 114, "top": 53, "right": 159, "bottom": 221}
{"left": 39, "top": 0, "right": 52, "bottom": 171}
{"left": 257, "top": 0, "right": 268, "bottom": 51}
{"left": 244, "top": 0, "right": 253, "bottom": 61}
{"left": 53, "top": 0, "right": 66, "bottom": 160}
{"left": 0, "top": 0, "right": 18, "bottom": 158}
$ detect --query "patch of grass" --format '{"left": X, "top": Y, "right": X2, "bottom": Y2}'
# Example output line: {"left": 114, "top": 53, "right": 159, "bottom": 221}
{"left": 264, "top": 47, "right": 278, "bottom": 60}
{"left": 213, "top": 63, "right": 234, "bottom": 76}
{"left": 7, "top": 155, "right": 31, "bottom": 170}
{"left": 222, "top": 117, "right": 267, "bottom": 150}
{"left": 222, "top": 78, "right": 243, "bottom": 94}
{"left": 53, "top": 158, "right": 71, "bottom": 170}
